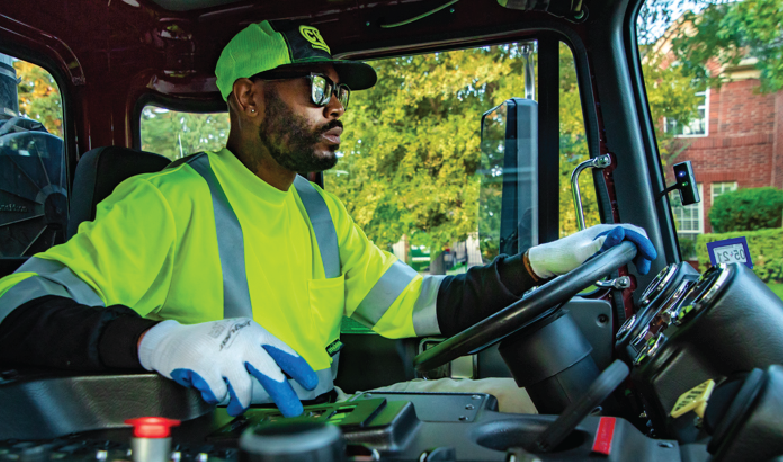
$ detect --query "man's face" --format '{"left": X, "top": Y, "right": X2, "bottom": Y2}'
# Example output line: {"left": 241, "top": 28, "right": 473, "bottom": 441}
{"left": 256, "top": 66, "right": 344, "bottom": 172}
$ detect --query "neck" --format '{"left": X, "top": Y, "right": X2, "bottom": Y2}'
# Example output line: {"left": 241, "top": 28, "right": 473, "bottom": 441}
{"left": 226, "top": 137, "right": 296, "bottom": 191}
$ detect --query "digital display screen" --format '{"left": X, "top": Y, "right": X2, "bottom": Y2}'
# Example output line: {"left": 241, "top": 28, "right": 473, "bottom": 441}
{"left": 706, "top": 237, "right": 753, "bottom": 269}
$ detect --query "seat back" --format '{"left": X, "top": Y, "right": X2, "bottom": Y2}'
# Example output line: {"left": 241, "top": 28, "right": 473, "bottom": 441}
{"left": 66, "top": 146, "right": 170, "bottom": 240}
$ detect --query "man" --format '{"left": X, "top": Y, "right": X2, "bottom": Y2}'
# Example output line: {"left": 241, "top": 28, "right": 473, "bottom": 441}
{"left": 0, "top": 20, "right": 656, "bottom": 418}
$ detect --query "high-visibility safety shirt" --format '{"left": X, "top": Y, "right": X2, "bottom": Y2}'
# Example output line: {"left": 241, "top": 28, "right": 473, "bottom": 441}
{"left": 0, "top": 149, "right": 444, "bottom": 402}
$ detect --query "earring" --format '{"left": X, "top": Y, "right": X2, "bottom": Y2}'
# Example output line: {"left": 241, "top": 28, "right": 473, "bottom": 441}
{"left": 250, "top": 108, "right": 256, "bottom": 113}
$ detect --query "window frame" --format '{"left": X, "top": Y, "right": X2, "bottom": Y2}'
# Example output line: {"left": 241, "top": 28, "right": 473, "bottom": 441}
{"left": 711, "top": 181, "right": 737, "bottom": 203}
{"left": 664, "top": 88, "right": 709, "bottom": 137}
{"left": 672, "top": 183, "right": 705, "bottom": 234}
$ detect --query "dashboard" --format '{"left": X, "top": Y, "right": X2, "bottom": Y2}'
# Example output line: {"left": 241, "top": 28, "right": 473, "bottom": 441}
{"left": 1, "top": 262, "right": 782, "bottom": 461}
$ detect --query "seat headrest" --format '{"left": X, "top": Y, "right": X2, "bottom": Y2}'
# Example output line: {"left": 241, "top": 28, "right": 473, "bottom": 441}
{"left": 67, "top": 146, "right": 171, "bottom": 240}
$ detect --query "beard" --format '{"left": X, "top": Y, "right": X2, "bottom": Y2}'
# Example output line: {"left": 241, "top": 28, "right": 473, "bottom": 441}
{"left": 259, "top": 87, "right": 340, "bottom": 172}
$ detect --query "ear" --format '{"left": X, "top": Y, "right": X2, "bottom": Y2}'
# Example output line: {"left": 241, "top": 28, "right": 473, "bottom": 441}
{"left": 232, "top": 78, "right": 261, "bottom": 117}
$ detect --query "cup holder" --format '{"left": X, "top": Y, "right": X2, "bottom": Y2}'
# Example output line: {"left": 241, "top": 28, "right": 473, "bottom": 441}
{"left": 473, "top": 420, "right": 586, "bottom": 454}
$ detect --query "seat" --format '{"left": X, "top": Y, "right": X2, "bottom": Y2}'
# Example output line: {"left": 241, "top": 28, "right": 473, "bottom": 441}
{"left": 66, "top": 146, "right": 171, "bottom": 240}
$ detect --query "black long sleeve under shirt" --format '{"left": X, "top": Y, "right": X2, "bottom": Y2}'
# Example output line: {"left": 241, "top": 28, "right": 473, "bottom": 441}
{"left": 0, "top": 253, "right": 537, "bottom": 371}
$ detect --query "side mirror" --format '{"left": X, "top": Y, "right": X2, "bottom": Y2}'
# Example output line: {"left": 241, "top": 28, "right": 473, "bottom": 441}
{"left": 478, "top": 98, "right": 538, "bottom": 261}
{"left": 658, "top": 160, "right": 700, "bottom": 206}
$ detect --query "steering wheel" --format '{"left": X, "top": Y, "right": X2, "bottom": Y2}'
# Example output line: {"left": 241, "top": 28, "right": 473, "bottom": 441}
{"left": 413, "top": 241, "right": 638, "bottom": 373}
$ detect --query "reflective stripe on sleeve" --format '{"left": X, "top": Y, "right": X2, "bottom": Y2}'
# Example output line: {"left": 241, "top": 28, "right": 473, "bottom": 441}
{"left": 0, "top": 275, "right": 70, "bottom": 323}
{"left": 351, "top": 260, "right": 418, "bottom": 327}
{"left": 14, "top": 257, "right": 104, "bottom": 306}
{"left": 293, "top": 176, "right": 341, "bottom": 278}
{"left": 412, "top": 275, "right": 445, "bottom": 336}
{"left": 185, "top": 154, "right": 252, "bottom": 319}
{"left": 0, "top": 257, "right": 105, "bottom": 323}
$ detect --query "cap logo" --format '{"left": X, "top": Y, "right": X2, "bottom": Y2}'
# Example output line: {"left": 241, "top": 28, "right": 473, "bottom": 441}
{"left": 299, "top": 26, "right": 331, "bottom": 54}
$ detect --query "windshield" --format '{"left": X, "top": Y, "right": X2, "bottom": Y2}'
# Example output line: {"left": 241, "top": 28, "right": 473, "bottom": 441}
{"left": 638, "top": 0, "right": 783, "bottom": 299}
{"left": 323, "top": 42, "right": 600, "bottom": 276}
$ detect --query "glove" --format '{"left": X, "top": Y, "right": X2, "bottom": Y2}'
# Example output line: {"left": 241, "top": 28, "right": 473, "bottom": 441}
{"left": 138, "top": 319, "right": 319, "bottom": 417}
{"left": 527, "top": 224, "right": 657, "bottom": 279}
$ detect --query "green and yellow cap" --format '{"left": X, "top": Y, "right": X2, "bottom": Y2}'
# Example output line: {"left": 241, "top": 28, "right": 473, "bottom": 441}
{"left": 215, "top": 20, "right": 377, "bottom": 100}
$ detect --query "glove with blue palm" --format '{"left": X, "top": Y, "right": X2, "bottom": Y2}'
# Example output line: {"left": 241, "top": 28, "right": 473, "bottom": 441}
{"left": 138, "top": 318, "right": 318, "bottom": 417}
{"left": 527, "top": 223, "right": 657, "bottom": 279}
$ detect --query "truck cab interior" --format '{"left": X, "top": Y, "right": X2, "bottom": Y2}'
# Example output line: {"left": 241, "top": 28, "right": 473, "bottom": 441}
{"left": 2, "top": 0, "right": 783, "bottom": 460}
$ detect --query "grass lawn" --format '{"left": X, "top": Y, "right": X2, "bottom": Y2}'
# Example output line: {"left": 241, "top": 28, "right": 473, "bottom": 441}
{"left": 767, "top": 283, "right": 783, "bottom": 300}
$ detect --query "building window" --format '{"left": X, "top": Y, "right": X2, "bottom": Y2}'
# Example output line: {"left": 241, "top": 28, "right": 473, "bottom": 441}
{"left": 671, "top": 183, "right": 704, "bottom": 259}
{"left": 665, "top": 89, "right": 709, "bottom": 137}
{"left": 711, "top": 181, "right": 737, "bottom": 203}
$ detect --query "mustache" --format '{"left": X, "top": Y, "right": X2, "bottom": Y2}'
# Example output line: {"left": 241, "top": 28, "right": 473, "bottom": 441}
{"left": 318, "top": 119, "right": 343, "bottom": 134}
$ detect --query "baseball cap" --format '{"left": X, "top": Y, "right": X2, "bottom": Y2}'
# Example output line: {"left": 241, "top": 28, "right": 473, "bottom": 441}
{"left": 215, "top": 20, "right": 377, "bottom": 100}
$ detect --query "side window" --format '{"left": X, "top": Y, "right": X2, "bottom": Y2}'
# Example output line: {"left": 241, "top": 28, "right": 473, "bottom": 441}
{"left": 0, "top": 54, "right": 66, "bottom": 258}
{"left": 140, "top": 106, "right": 230, "bottom": 160}
{"left": 639, "top": 0, "right": 783, "bottom": 300}
{"left": 324, "top": 41, "right": 598, "bottom": 276}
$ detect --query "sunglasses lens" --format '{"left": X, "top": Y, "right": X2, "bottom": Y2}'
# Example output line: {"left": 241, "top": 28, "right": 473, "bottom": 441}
{"left": 338, "top": 86, "right": 350, "bottom": 109}
{"left": 309, "top": 74, "right": 350, "bottom": 109}
{"left": 311, "top": 75, "right": 331, "bottom": 106}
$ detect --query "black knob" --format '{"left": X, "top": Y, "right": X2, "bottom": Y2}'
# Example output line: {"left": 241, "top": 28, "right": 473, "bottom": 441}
{"left": 239, "top": 420, "right": 345, "bottom": 462}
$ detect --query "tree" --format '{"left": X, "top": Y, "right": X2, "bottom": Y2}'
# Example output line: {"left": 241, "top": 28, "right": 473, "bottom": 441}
{"left": 559, "top": 43, "right": 601, "bottom": 238}
{"left": 640, "top": 52, "right": 701, "bottom": 167}
{"left": 673, "top": 0, "right": 783, "bottom": 93}
{"left": 13, "top": 61, "right": 63, "bottom": 138}
{"left": 332, "top": 46, "right": 525, "bottom": 261}
{"left": 331, "top": 42, "right": 609, "bottom": 269}
{"left": 140, "top": 108, "right": 230, "bottom": 159}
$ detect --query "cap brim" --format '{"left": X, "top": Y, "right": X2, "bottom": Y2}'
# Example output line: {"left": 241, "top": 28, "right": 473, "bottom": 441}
{"left": 275, "top": 60, "right": 377, "bottom": 91}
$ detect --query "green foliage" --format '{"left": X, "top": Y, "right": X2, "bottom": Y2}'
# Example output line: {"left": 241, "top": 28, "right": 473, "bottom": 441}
{"left": 678, "top": 234, "right": 697, "bottom": 259}
{"left": 639, "top": 48, "right": 701, "bottom": 166}
{"left": 697, "top": 228, "right": 783, "bottom": 282}
{"left": 13, "top": 61, "right": 63, "bottom": 138}
{"left": 328, "top": 43, "right": 602, "bottom": 259}
{"left": 709, "top": 187, "right": 783, "bottom": 232}
{"left": 329, "top": 45, "right": 524, "bottom": 255}
{"left": 673, "top": 0, "right": 783, "bottom": 93}
{"left": 140, "top": 108, "right": 230, "bottom": 160}
{"left": 559, "top": 43, "right": 601, "bottom": 238}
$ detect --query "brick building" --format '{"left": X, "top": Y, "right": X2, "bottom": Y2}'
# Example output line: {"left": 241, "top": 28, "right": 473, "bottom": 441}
{"left": 663, "top": 62, "right": 783, "bottom": 254}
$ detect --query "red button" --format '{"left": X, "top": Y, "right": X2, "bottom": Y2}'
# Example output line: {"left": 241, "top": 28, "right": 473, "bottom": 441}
{"left": 591, "top": 417, "right": 616, "bottom": 455}
{"left": 125, "top": 417, "right": 181, "bottom": 438}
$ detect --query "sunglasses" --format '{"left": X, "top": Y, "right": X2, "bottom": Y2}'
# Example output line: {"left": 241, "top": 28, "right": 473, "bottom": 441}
{"left": 250, "top": 71, "right": 351, "bottom": 109}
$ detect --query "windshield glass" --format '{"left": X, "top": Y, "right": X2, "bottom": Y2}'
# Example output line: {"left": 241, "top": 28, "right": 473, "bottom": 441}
{"left": 324, "top": 42, "right": 599, "bottom": 276}
{"left": 639, "top": 0, "right": 783, "bottom": 299}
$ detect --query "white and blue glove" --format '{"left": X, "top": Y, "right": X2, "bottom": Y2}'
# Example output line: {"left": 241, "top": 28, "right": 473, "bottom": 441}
{"left": 138, "top": 319, "right": 318, "bottom": 417}
{"left": 527, "top": 224, "right": 657, "bottom": 279}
